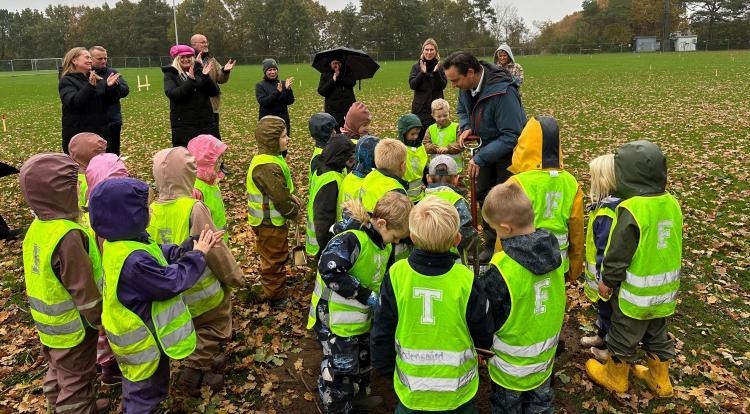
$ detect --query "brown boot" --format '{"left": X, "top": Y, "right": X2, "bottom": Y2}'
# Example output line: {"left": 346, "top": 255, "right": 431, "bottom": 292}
{"left": 175, "top": 367, "right": 203, "bottom": 397}
{"left": 202, "top": 372, "right": 225, "bottom": 392}
{"left": 212, "top": 354, "right": 227, "bottom": 371}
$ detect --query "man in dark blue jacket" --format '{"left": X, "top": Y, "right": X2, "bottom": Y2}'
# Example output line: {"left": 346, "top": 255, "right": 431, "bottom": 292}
{"left": 443, "top": 51, "right": 526, "bottom": 261}
{"left": 91, "top": 46, "right": 129, "bottom": 155}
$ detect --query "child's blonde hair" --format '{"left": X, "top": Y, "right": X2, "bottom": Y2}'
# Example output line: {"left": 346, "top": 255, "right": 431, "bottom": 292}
{"left": 374, "top": 139, "right": 407, "bottom": 175}
{"left": 588, "top": 154, "right": 616, "bottom": 204}
{"left": 431, "top": 98, "right": 450, "bottom": 113}
{"left": 410, "top": 196, "right": 459, "bottom": 252}
{"left": 482, "top": 182, "right": 534, "bottom": 229}
{"left": 344, "top": 192, "right": 412, "bottom": 231}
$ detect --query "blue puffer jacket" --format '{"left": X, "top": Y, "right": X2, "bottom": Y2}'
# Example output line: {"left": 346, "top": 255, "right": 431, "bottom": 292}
{"left": 456, "top": 62, "right": 526, "bottom": 168}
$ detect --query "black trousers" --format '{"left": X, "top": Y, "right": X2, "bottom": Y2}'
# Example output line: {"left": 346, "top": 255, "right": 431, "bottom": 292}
{"left": 417, "top": 118, "right": 435, "bottom": 143}
{"left": 107, "top": 123, "right": 122, "bottom": 155}
{"left": 213, "top": 112, "right": 222, "bottom": 140}
{"left": 476, "top": 152, "right": 514, "bottom": 250}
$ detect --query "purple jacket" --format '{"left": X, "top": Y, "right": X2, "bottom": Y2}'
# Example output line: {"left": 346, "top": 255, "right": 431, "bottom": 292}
{"left": 89, "top": 177, "right": 206, "bottom": 324}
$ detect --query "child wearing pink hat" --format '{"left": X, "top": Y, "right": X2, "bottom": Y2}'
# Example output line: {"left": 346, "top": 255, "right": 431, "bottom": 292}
{"left": 341, "top": 101, "right": 372, "bottom": 140}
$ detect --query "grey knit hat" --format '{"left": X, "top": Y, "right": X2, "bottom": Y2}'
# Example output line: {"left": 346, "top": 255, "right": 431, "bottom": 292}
{"left": 262, "top": 58, "right": 278, "bottom": 73}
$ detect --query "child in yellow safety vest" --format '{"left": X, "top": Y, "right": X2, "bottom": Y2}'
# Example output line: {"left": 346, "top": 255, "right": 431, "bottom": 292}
{"left": 336, "top": 135, "right": 380, "bottom": 221}
{"left": 580, "top": 154, "right": 621, "bottom": 362}
{"left": 149, "top": 146, "right": 244, "bottom": 395}
{"left": 586, "top": 141, "right": 682, "bottom": 399}
{"left": 308, "top": 192, "right": 412, "bottom": 414}
{"left": 305, "top": 134, "right": 355, "bottom": 257}
{"left": 68, "top": 132, "right": 107, "bottom": 231}
{"left": 308, "top": 112, "right": 338, "bottom": 184}
{"left": 480, "top": 182, "right": 566, "bottom": 412}
{"left": 371, "top": 196, "right": 494, "bottom": 413}
{"left": 246, "top": 116, "right": 302, "bottom": 307}
{"left": 502, "top": 115, "right": 584, "bottom": 283}
{"left": 397, "top": 113, "right": 429, "bottom": 202}
{"left": 423, "top": 98, "right": 463, "bottom": 174}
{"left": 187, "top": 134, "right": 231, "bottom": 245}
{"left": 20, "top": 153, "right": 110, "bottom": 413}
{"left": 88, "top": 177, "right": 223, "bottom": 413}
{"left": 360, "top": 138, "right": 408, "bottom": 212}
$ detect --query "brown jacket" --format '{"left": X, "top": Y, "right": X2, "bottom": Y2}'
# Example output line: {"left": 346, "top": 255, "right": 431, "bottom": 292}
{"left": 152, "top": 147, "right": 243, "bottom": 288}
{"left": 251, "top": 116, "right": 299, "bottom": 226}
{"left": 19, "top": 154, "right": 102, "bottom": 327}
{"left": 206, "top": 56, "right": 230, "bottom": 113}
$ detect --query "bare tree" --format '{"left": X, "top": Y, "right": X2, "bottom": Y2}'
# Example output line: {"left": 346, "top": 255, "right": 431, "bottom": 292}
{"left": 490, "top": 1, "right": 529, "bottom": 46}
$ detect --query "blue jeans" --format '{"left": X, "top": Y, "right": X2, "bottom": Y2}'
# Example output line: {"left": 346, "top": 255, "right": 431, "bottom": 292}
{"left": 489, "top": 377, "right": 554, "bottom": 414}
{"left": 396, "top": 399, "right": 478, "bottom": 413}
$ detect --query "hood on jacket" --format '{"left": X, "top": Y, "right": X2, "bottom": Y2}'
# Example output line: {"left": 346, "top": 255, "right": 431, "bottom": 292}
{"left": 89, "top": 177, "right": 150, "bottom": 242}
{"left": 495, "top": 44, "right": 516, "bottom": 64}
{"left": 19, "top": 153, "right": 79, "bottom": 221}
{"left": 69, "top": 132, "right": 107, "bottom": 170}
{"left": 318, "top": 134, "right": 356, "bottom": 174}
{"left": 152, "top": 147, "right": 197, "bottom": 201}
{"left": 614, "top": 140, "right": 667, "bottom": 198}
{"left": 342, "top": 102, "right": 371, "bottom": 138}
{"left": 397, "top": 114, "right": 423, "bottom": 147}
{"left": 256, "top": 115, "right": 286, "bottom": 155}
{"left": 501, "top": 229, "right": 562, "bottom": 275}
{"left": 187, "top": 134, "right": 227, "bottom": 184}
{"left": 85, "top": 154, "right": 129, "bottom": 200}
{"left": 353, "top": 135, "right": 380, "bottom": 178}
{"left": 509, "top": 116, "right": 562, "bottom": 174}
{"left": 309, "top": 113, "right": 338, "bottom": 148}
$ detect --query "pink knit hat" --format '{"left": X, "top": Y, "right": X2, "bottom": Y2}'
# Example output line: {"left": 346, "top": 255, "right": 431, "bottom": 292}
{"left": 342, "top": 102, "right": 372, "bottom": 138}
{"left": 85, "top": 153, "right": 129, "bottom": 200}
{"left": 169, "top": 44, "right": 195, "bottom": 58}
{"left": 187, "top": 134, "right": 227, "bottom": 185}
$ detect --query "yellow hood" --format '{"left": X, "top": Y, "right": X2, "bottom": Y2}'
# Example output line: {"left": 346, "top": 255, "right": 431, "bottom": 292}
{"left": 509, "top": 116, "right": 564, "bottom": 174}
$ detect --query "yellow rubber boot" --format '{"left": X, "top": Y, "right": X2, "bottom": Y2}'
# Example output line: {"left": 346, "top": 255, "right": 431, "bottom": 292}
{"left": 586, "top": 356, "right": 630, "bottom": 393}
{"left": 633, "top": 354, "right": 674, "bottom": 397}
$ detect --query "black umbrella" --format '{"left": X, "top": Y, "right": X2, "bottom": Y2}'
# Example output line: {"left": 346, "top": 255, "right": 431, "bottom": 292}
{"left": 312, "top": 47, "right": 380, "bottom": 81}
{"left": 0, "top": 161, "right": 19, "bottom": 178}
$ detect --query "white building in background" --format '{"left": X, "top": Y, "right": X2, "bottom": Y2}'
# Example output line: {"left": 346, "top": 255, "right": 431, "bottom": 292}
{"left": 673, "top": 34, "right": 698, "bottom": 52}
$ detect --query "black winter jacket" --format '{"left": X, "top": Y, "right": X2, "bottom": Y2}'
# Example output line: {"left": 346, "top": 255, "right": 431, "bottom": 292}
{"left": 93, "top": 66, "right": 129, "bottom": 125}
{"left": 59, "top": 72, "right": 116, "bottom": 153}
{"left": 255, "top": 78, "right": 295, "bottom": 128}
{"left": 317, "top": 71, "right": 356, "bottom": 127}
{"left": 162, "top": 63, "right": 219, "bottom": 147}
{"left": 409, "top": 59, "right": 447, "bottom": 122}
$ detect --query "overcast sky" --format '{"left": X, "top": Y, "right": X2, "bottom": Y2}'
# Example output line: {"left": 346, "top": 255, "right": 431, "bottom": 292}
{"left": 0, "top": 0, "right": 582, "bottom": 26}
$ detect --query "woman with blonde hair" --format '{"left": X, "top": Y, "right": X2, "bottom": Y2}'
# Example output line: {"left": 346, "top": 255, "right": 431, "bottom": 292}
{"left": 161, "top": 44, "right": 219, "bottom": 147}
{"left": 581, "top": 154, "right": 622, "bottom": 362}
{"left": 59, "top": 47, "right": 120, "bottom": 153}
{"left": 409, "top": 38, "right": 447, "bottom": 142}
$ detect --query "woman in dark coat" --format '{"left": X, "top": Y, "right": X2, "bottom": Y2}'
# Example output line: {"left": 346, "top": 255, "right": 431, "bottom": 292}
{"left": 317, "top": 58, "right": 356, "bottom": 128}
{"left": 255, "top": 58, "right": 295, "bottom": 135}
{"left": 162, "top": 44, "right": 220, "bottom": 147}
{"left": 59, "top": 47, "right": 121, "bottom": 154}
{"left": 408, "top": 38, "right": 447, "bottom": 141}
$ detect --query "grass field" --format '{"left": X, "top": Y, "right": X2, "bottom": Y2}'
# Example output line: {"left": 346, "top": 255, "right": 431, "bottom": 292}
{"left": 0, "top": 51, "right": 749, "bottom": 413}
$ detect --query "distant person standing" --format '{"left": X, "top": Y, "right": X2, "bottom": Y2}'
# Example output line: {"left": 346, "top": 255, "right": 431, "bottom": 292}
{"left": 190, "top": 34, "right": 236, "bottom": 136}
{"left": 317, "top": 57, "right": 356, "bottom": 128}
{"left": 162, "top": 45, "right": 220, "bottom": 147}
{"left": 409, "top": 38, "right": 447, "bottom": 142}
{"left": 90, "top": 46, "right": 129, "bottom": 155}
{"left": 256, "top": 59, "right": 295, "bottom": 135}
{"left": 494, "top": 43, "right": 524, "bottom": 87}
{"left": 59, "top": 47, "right": 120, "bottom": 154}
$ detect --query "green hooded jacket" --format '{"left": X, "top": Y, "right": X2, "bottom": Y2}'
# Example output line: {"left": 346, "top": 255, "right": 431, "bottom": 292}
{"left": 601, "top": 140, "right": 668, "bottom": 288}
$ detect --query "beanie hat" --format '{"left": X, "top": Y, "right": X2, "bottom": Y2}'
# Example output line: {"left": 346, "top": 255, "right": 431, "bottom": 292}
{"left": 170, "top": 44, "right": 195, "bottom": 58}
{"left": 262, "top": 58, "right": 278, "bottom": 73}
{"left": 342, "top": 102, "right": 372, "bottom": 139}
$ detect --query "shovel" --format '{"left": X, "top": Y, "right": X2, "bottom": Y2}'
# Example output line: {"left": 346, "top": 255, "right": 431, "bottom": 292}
{"left": 463, "top": 135, "right": 483, "bottom": 278}
{"left": 292, "top": 223, "right": 307, "bottom": 267}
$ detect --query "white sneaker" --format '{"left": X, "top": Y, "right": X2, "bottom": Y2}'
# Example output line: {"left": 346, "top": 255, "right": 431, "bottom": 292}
{"left": 580, "top": 335, "right": 604, "bottom": 348}
{"left": 590, "top": 346, "right": 609, "bottom": 362}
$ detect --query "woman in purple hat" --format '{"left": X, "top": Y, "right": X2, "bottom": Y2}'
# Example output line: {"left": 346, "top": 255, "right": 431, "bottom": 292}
{"left": 162, "top": 45, "right": 220, "bottom": 147}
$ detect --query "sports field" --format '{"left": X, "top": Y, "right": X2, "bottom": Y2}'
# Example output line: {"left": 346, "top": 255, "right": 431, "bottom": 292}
{"left": 0, "top": 51, "right": 748, "bottom": 412}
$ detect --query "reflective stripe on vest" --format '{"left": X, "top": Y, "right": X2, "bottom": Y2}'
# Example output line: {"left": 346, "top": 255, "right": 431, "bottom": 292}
{"left": 102, "top": 240, "right": 196, "bottom": 382}
{"left": 427, "top": 122, "right": 463, "bottom": 172}
{"left": 307, "top": 230, "right": 392, "bottom": 336}
{"left": 337, "top": 173, "right": 366, "bottom": 221}
{"left": 147, "top": 197, "right": 224, "bottom": 317}
{"left": 583, "top": 204, "right": 617, "bottom": 301}
{"left": 615, "top": 194, "right": 682, "bottom": 320}
{"left": 403, "top": 146, "right": 428, "bottom": 202}
{"left": 360, "top": 169, "right": 406, "bottom": 212}
{"left": 246, "top": 154, "right": 295, "bottom": 226}
{"left": 390, "top": 260, "right": 478, "bottom": 411}
{"left": 488, "top": 251, "right": 565, "bottom": 392}
{"left": 513, "top": 170, "right": 579, "bottom": 272}
{"left": 194, "top": 178, "right": 228, "bottom": 245}
{"left": 23, "top": 219, "right": 100, "bottom": 348}
{"left": 307, "top": 170, "right": 344, "bottom": 256}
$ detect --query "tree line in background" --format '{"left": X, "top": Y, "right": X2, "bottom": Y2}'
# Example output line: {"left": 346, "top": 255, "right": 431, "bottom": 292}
{"left": 1, "top": 0, "right": 749, "bottom": 60}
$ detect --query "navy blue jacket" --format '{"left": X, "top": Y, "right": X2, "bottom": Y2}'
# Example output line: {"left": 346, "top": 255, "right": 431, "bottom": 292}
{"left": 456, "top": 62, "right": 526, "bottom": 168}
{"left": 93, "top": 66, "right": 129, "bottom": 125}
